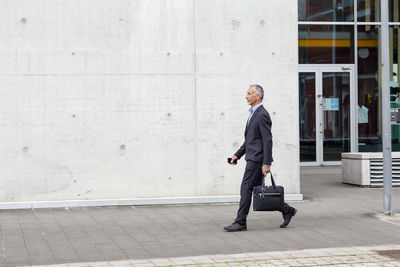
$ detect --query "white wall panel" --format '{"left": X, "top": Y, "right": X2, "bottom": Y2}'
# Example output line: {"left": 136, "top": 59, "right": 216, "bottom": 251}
{"left": 195, "top": 0, "right": 297, "bottom": 75}
{"left": 195, "top": 0, "right": 299, "bottom": 194}
{"left": 0, "top": 76, "right": 196, "bottom": 201}
{"left": 0, "top": 0, "right": 194, "bottom": 75}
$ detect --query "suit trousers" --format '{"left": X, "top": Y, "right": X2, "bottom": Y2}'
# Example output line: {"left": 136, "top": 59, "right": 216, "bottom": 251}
{"left": 235, "top": 160, "right": 292, "bottom": 225}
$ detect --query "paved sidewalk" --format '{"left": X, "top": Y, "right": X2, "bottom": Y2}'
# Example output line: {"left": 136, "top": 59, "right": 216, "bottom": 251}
{"left": 26, "top": 244, "right": 400, "bottom": 266}
{"left": 0, "top": 167, "right": 399, "bottom": 266}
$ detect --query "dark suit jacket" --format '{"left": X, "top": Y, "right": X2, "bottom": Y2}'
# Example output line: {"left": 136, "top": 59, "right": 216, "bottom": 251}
{"left": 234, "top": 105, "right": 273, "bottom": 166}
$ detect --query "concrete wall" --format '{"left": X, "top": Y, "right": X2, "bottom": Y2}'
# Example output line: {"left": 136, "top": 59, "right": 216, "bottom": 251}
{"left": 0, "top": 0, "right": 301, "bottom": 206}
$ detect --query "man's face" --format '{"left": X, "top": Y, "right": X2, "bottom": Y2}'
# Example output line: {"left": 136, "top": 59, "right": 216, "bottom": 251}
{"left": 246, "top": 86, "right": 259, "bottom": 106}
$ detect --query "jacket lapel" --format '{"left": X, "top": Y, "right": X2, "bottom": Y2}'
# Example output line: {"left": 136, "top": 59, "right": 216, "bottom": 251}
{"left": 245, "top": 105, "right": 263, "bottom": 136}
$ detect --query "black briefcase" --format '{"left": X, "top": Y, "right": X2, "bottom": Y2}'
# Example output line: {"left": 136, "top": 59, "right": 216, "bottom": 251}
{"left": 253, "top": 173, "right": 284, "bottom": 211}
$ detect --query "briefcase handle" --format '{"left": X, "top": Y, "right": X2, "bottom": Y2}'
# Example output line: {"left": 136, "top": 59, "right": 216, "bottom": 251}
{"left": 262, "top": 173, "right": 277, "bottom": 189}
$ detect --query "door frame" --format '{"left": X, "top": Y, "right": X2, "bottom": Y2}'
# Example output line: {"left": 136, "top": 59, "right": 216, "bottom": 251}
{"left": 299, "top": 64, "right": 357, "bottom": 166}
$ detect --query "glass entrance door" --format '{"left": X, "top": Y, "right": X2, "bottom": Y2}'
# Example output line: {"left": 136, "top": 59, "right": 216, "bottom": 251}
{"left": 322, "top": 72, "right": 351, "bottom": 162}
{"left": 299, "top": 66, "right": 356, "bottom": 165}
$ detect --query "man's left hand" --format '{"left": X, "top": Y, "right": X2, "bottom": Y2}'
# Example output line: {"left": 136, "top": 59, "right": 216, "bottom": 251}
{"left": 262, "top": 165, "right": 270, "bottom": 176}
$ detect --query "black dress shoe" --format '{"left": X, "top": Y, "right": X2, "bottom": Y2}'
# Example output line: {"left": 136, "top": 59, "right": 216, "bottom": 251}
{"left": 280, "top": 208, "right": 297, "bottom": 228}
{"left": 223, "top": 222, "right": 247, "bottom": 232}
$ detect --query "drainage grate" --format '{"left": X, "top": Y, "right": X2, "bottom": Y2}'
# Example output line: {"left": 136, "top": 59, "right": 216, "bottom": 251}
{"left": 370, "top": 159, "right": 400, "bottom": 187}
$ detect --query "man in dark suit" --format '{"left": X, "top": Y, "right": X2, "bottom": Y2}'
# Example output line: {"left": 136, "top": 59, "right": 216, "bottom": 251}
{"left": 224, "top": 85, "right": 297, "bottom": 232}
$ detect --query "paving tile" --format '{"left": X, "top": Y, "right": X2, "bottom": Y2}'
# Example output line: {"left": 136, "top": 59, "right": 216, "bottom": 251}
{"left": 79, "top": 262, "right": 110, "bottom": 267}
{"left": 210, "top": 263, "right": 231, "bottom": 267}
{"left": 62, "top": 227, "right": 87, "bottom": 240}
{"left": 148, "top": 258, "right": 173, "bottom": 265}
{"left": 40, "top": 223, "right": 63, "bottom": 234}
{"left": 30, "top": 258, "right": 57, "bottom": 265}
{"left": 169, "top": 256, "right": 197, "bottom": 265}
{"left": 206, "top": 254, "right": 235, "bottom": 263}
{"left": 122, "top": 248, "right": 150, "bottom": 259}
{"left": 127, "top": 259, "right": 151, "bottom": 264}
{"left": 66, "top": 264, "right": 89, "bottom": 267}
{"left": 190, "top": 256, "right": 216, "bottom": 264}
{"left": 4, "top": 246, "right": 30, "bottom": 263}
{"left": 95, "top": 243, "right": 125, "bottom": 260}
{"left": 7, "top": 263, "right": 32, "bottom": 267}
{"left": 46, "top": 234, "right": 71, "bottom": 247}
{"left": 294, "top": 258, "right": 316, "bottom": 265}
{"left": 2, "top": 235, "right": 26, "bottom": 247}
{"left": 51, "top": 245, "right": 80, "bottom": 261}
{"left": 1, "top": 228, "right": 22, "bottom": 238}
{"left": 268, "top": 259, "right": 287, "bottom": 265}
{"left": 263, "top": 251, "right": 288, "bottom": 260}
{"left": 110, "top": 236, "right": 140, "bottom": 250}
{"left": 108, "top": 260, "right": 132, "bottom": 267}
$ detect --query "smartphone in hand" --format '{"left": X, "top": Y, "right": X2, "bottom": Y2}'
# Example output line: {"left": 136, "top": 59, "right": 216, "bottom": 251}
{"left": 227, "top": 158, "right": 238, "bottom": 164}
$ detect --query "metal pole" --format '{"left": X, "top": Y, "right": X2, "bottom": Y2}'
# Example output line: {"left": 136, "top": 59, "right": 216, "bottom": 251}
{"left": 381, "top": 0, "right": 393, "bottom": 215}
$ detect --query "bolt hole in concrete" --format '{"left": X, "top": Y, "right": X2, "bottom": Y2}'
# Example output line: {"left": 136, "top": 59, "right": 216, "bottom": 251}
{"left": 22, "top": 146, "right": 29, "bottom": 153}
{"left": 168, "top": 177, "right": 172, "bottom": 181}
{"left": 120, "top": 144, "right": 126, "bottom": 150}
{"left": 230, "top": 20, "right": 241, "bottom": 29}
{"left": 20, "top": 17, "right": 27, "bottom": 23}
{"left": 72, "top": 114, "right": 76, "bottom": 118}
{"left": 167, "top": 112, "right": 172, "bottom": 117}
{"left": 259, "top": 20, "right": 266, "bottom": 25}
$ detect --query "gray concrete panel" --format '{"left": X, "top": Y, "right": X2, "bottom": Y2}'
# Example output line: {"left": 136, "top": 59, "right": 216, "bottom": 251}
{"left": 0, "top": 76, "right": 196, "bottom": 201}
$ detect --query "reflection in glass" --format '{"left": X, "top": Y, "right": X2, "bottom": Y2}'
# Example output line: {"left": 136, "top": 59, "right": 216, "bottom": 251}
{"left": 298, "top": 0, "right": 354, "bottom": 21}
{"left": 322, "top": 73, "right": 351, "bottom": 161}
{"left": 358, "top": 0, "right": 380, "bottom": 22}
{"left": 299, "top": 25, "right": 354, "bottom": 64}
{"left": 357, "top": 25, "right": 381, "bottom": 152}
{"left": 299, "top": 73, "right": 316, "bottom": 162}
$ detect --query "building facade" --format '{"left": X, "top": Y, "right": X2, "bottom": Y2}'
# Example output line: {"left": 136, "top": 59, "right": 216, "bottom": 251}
{"left": 299, "top": 0, "right": 400, "bottom": 166}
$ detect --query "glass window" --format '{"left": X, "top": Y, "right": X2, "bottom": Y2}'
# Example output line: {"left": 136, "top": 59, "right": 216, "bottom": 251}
{"left": 358, "top": 0, "right": 380, "bottom": 22}
{"left": 322, "top": 72, "right": 351, "bottom": 161}
{"left": 298, "top": 0, "right": 354, "bottom": 21}
{"left": 357, "top": 25, "right": 381, "bottom": 152}
{"left": 299, "top": 73, "right": 316, "bottom": 162}
{"left": 390, "top": 26, "right": 400, "bottom": 151}
{"left": 390, "top": 0, "right": 400, "bottom": 21}
{"left": 357, "top": 25, "right": 400, "bottom": 152}
{"left": 299, "top": 25, "right": 355, "bottom": 64}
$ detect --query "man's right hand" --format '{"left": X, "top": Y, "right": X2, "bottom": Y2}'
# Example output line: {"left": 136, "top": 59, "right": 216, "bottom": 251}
{"left": 229, "top": 155, "right": 238, "bottom": 165}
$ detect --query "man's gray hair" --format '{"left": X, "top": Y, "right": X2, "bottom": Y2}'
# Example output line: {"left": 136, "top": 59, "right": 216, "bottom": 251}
{"left": 250, "top": 84, "right": 264, "bottom": 100}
